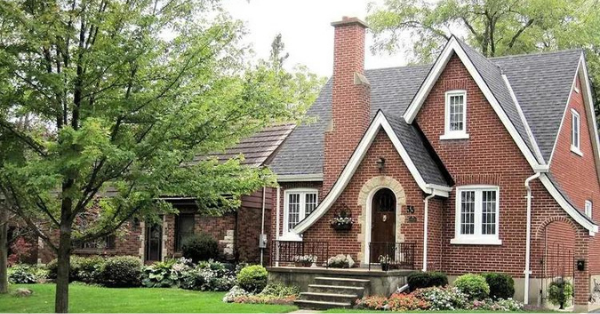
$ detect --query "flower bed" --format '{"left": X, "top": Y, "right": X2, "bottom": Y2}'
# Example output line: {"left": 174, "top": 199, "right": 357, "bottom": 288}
{"left": 224, "top": 283, "right": 299, "bottom": 305}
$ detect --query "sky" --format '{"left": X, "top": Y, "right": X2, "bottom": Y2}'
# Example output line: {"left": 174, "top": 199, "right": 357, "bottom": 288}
{"left": 223, "top": 0, "right": 406, "bottom": 78}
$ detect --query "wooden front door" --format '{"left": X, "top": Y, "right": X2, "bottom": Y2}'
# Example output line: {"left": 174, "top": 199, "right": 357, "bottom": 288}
{"left": 145, "top": 223, "right": 162, "bottom": 262}
{"left": 370, "top": 188, "right": 396, "bottom": 263}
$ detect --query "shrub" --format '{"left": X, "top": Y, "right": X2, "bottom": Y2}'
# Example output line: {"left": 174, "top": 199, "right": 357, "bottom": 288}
{"left": 179, "top": 260, "right": 236, "bottom": 291}
{"left": 142, "top": 259, "right": 190, "bottom": 288}
{"left": 413, "top": 286, "right": 469, "bottom": 310}
{"left": 97, "top": 256, "right": 142, "bottom": 287}
{"left": 181, "top": 233, "right": 219, "bottom": 263}
{"left": 326, "top": 254, "right": 355, "bottom": 268}
{"left": 237, "top": 265, "right": 268, "bottom": 293}
{"left": 548, "top": 279, "right": 573, "bottom": 307}
{"left": 454, "top": 274, "right": 490, "bottom": 300}
{"left": 76, "top": 256, "right": 104, "bottom": 284}
{"left": 47, "top": 255, "right": 89, "bottom": 281}
{"left": 407, "top": 271, "right": 448, "bottom": 290}
{"left": 483, "top": 272, "right": 515, "bottom": 300}
{"left": 260, "top": 283, "right": 300, "bottom": 297}
{"left": 8, "top": 265, "right": 38, "bottom": 284}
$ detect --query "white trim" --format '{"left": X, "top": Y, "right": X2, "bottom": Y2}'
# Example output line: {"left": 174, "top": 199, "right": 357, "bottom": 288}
{"left": 283, "top": 188, "right": 318, "bottom": 239}
{"left": 403, "top": 37, "right": 542, "bottom": 171}
{"left": 275, "top": 186, "right": 281, "bottom": 240}
{"left": 585, "top": 200, "right": 593, "bottom": 218}
{"left": 293, "top": 111, "right": 450, "bottom": 234}
{"left": 442, "top": 90, "right": 469, "bottom": 139}
{"left": 363, "top": 186, "right": 401, "bottom": 264}
{"left": 452, "top": 185, "right": 502, "bottom": 245}
{"left": 571, "top": 109, "right": 581, "bottom": 154}
{"left": 539, "top": 174, "right": 598, "bottom": 234}
{"left": 503, "top": 74, "right": 545, "bottom": 163}
{"left": 579, "top": 54, "right": 600, "bottom": 186}
{"left": 277, "top": 173, "right": 323, "bottom": 182}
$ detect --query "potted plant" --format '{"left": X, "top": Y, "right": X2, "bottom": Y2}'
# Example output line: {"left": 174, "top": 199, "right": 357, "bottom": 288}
{"left": 548, "top": 278, "right": 573, "bottom": 309}
{"left": 293, "top": 255, "right": 317, "bottom": 267}
{"left": 378, "top": 255, "right": 392, "bottom": 271}
{"left": 331, "top": 210, "right": 354, "bottom": 231}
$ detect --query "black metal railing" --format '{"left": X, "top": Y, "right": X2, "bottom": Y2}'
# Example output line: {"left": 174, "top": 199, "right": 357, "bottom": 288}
{"left": 270, "top": 240, "right": 329, "bottom": 267}
{"left": 368, "top": 242, "right": 416, "bottom": 270}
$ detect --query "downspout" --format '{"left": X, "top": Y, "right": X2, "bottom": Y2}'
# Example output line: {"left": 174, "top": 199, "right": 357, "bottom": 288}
{"left": 422, "top": 191, "right": 436, "bottom": 272}
{"left": 260, "top": 186, "right": 266, "bottom": 266}
{"left": 524, "top": 172, "right": 542, "bottom": 305}
{"left": 275, "top": 186, "right": 281, "bottom": 266}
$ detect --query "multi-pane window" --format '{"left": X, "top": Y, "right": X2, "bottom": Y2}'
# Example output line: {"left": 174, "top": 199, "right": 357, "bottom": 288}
{"left": 454, "top": 186, "right": 500, "bottom": 244}
{"left": 571, "top": 109, "right": 581, "bottom": 154}
{"left": 444, "top": 90, "right": 467, "bottom": 138}
{"left": 586, "top": 200, "right": 593, "bottom": 218}
{"left": 175, "top": 213, "right": 195, "bottom": 251}
{"left": 285, "top": 190, "right": 318, "bottom": 233}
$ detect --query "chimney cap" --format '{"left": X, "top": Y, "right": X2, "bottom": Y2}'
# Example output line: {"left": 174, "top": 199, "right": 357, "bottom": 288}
{"left": 331, "top": 16, "right": 368, "bottom": 28}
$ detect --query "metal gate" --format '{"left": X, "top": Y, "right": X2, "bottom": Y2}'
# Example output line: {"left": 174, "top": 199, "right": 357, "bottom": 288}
{"left": 540, "top": 243, "right": 575, "bottom": 306}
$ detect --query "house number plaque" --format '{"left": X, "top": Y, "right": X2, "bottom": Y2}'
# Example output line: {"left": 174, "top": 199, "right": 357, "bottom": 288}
{"left": 407, "top": 216, "right": 417, "bottom": 223}
{"left": 406, "top": 205, "right": 415, "bottom": 214}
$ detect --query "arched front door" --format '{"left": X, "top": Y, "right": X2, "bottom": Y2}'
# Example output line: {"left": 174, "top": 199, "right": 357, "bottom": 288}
{"left": 370, "top": 188, "right": 396, "bottom": 263}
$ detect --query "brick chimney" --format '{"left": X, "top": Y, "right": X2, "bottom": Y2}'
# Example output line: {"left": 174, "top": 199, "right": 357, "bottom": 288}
{"left": 323, "top": 16, "right": 371, "bottom": 194}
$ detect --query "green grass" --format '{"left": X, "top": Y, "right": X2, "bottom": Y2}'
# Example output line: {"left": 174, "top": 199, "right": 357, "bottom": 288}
{"left": 0, "top": 283, "right": 298, "bottom": 313}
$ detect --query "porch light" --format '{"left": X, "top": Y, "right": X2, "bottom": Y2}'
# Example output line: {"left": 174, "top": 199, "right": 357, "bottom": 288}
{"left": 376, "top": 157, "right": 386, "bottom": 172}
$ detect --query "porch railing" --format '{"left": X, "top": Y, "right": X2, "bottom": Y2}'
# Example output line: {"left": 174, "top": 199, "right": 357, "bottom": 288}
{"left": 368, "top": 242, "right": 416, "bottom": 270}
{"left": 270, "top": 240, "right": 329, "bottom": 268}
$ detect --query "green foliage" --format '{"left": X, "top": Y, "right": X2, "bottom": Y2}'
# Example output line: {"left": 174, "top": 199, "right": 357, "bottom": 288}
{"left": 8, "top": 265, "right": 40, "bottom": 284}
{"left": 47, "top": 256, "right": 103, "bottom": 283}
{"left": 407, "top": 271, "right": 448, "bottom": 290}
{"left": 482, "top": 272, "right": 515, "bottom": 300}
{"left": 179, "top": 260, "right": 236, "bottom": 291}
{"left": 413, "top": 286, "right": 469, "bottom": 310}
{"left": 260, "top": 283, "right": 299, "bottom": 298}
{"left": 237, "top": 265, "right": 268, "bottom": 293}
{"left": 181, "top": 233, "right": 219, "bottom": 263}
{"left": 141, "top": 259, "right": 184, "bottom": 288}
{"left": 453, "top": 274, "right": 490, "bottom": 300}
{"left": 97, "top": 256, "right": 142, "bottom": 288}
{"left": 548, "top": 279, "right": 573, "bottom": 306}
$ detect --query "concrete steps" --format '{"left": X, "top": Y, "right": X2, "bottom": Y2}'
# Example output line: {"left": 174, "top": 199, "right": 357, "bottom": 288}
{"left": 294, "top": 277, "right": 370, "bottom": 310}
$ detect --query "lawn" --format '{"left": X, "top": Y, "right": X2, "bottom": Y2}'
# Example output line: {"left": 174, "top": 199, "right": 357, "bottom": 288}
{"left": 0, "top": 284, "right": 298, "bottom": 313}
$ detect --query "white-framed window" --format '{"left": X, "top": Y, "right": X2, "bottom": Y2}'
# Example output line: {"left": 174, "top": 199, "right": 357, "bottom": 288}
{"left": 283, "top": 189, "right": 318, "bottom": 235}
{"left": 451, "top": 186, "right": 502, "bottom": 245}
{"left": 441, "top": 90, "right": 469, "bottom": 140}
{"left": 571, "top": 109, "right": 582, "bottom": 156}
{"left": 585, "top": 200, "right": 593, "bottom": 218}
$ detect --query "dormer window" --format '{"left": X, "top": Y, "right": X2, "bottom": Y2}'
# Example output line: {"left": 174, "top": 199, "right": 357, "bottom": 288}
{"left": 571, "top": 109, "right": 582, "bottom": 156}
{"left": 441, "top": 90, "right": 469, "bottom": 140}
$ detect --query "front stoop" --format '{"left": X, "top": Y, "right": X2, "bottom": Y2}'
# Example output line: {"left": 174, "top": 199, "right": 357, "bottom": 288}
{"left": 294, "top": 277, "right": 370, "bottom": 310}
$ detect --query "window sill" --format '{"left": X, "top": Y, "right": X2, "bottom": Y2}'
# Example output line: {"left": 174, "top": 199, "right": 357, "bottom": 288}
{"left": 278, "top": 233, "right": 302, "bottom": 242}
{"left": 440, "top": 133, "right": 470, "bottom": 140}
{"left": 571, "top": 146, "right": 583, "bottom": 157}
{"left": 450, "top": 237, "right": 502, "bottom": 245}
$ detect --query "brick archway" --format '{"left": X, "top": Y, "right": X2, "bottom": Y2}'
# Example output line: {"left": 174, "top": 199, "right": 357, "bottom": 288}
{"left": 356, "top": 176, "right": 407, "bottom": 263}
{"left": 534, "top": 216, "right": 579, "bottom": 241}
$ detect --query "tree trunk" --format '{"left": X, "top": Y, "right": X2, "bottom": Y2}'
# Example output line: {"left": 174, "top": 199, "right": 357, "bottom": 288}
{"left": 0, "top": 204, "right": 8, "bottom": 294}
{"left": 54, "top": 221, "right": 72, "bottom": 313}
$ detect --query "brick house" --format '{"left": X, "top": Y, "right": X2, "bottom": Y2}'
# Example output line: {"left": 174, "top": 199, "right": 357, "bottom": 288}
{"left": 267, "top": 17, "right": 600, "bottom": 310}
{"left": 32, "top": 124, "right": 294, "bottom": 265}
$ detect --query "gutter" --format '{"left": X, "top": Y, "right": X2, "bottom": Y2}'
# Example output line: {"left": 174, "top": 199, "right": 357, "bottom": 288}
{"left": 422, "top": 192, "right": 436, "bottom": 271}
{"left": 260, "top": 186, "right": 266, "bottom": 266}
{"left": 524, "top": 171, "right": 544, "bottom": 304}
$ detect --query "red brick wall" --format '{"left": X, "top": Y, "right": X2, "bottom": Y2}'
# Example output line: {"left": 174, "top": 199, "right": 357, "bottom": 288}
{"left": 548, "top": 74, "right": 600, "bottom": 275}
{"left": 324, "top": 18, "right": 370, "bottom": 194}
{"left": 237, "top": 188, "right": 273, "bottom": 263}
{"left": 304, "top": 130, "right": 426, "bottom": 267}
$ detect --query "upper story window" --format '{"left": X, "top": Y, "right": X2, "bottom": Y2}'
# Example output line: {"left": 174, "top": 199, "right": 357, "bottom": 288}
{"left": 441, "top": 90, "right": 469, "bottom": 140}
{"left": 571, "top": 109, "right": 582, "bottom": 156}
{"left": 586, "top": 200, "right": 593, "bottom": 218}
{"left": 284, "top": 189, "right": 318, "bottom": 235}
{"left": 451, "top": 186, "right": 502, "bottom": 245}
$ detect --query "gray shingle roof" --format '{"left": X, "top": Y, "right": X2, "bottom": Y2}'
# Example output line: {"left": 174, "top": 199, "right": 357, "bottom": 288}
{"left": 493, "top": 49, "right": 582, "bottom": 160}
{"left": 270, "top": 46, "right": 581, "bottom": 180}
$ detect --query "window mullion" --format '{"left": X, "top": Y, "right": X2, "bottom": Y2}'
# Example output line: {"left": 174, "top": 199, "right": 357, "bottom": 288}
{"left": 299, "top": 192, "right": 306, "bottom": 221}
{"left": 474, "top": 190, "right": 482, "bottom": 236}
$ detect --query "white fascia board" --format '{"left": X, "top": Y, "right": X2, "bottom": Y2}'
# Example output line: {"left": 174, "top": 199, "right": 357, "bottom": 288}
{"left": 539, "top": 174, "right": 598, "bottom": 234}
{"left": 277, "top": 173, "right": 323, "bottom": 182}
{"left": 293, "top": 112, "right": 449, "bottom": 233}
{"left": 403, "top": 38, "right": 543, "bottom": 171}
{"left": 578, "top": 54, "right": 600, "bottom": 184}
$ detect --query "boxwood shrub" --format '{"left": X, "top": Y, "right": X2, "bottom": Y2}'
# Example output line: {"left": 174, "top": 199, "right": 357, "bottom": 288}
{"left": 407, "top": 271, "right": 448, "bottom": 290}
{"left": 237, "top": 265, "right": 268, "bottom": 293}
{"left": 483, "top": 272, "right": 515, "bottom": 299}
{"left": 181, "top": 233, "right": 219, "bottom": 263}
{"left": 97, "top": 256, "right": 142, "bottom": 287}
{"left": 453, "top": 274, "right": 490, "bottom": 300}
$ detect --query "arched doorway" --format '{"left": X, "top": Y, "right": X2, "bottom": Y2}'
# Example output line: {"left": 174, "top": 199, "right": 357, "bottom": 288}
{"left": 370, "top": 188, "right": 396, "bottom": 263}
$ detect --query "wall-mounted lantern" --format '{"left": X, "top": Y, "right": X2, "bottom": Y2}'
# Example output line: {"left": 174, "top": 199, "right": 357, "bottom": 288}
{"left": 577, "top": 259, "right": 586, "bottom": 271}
